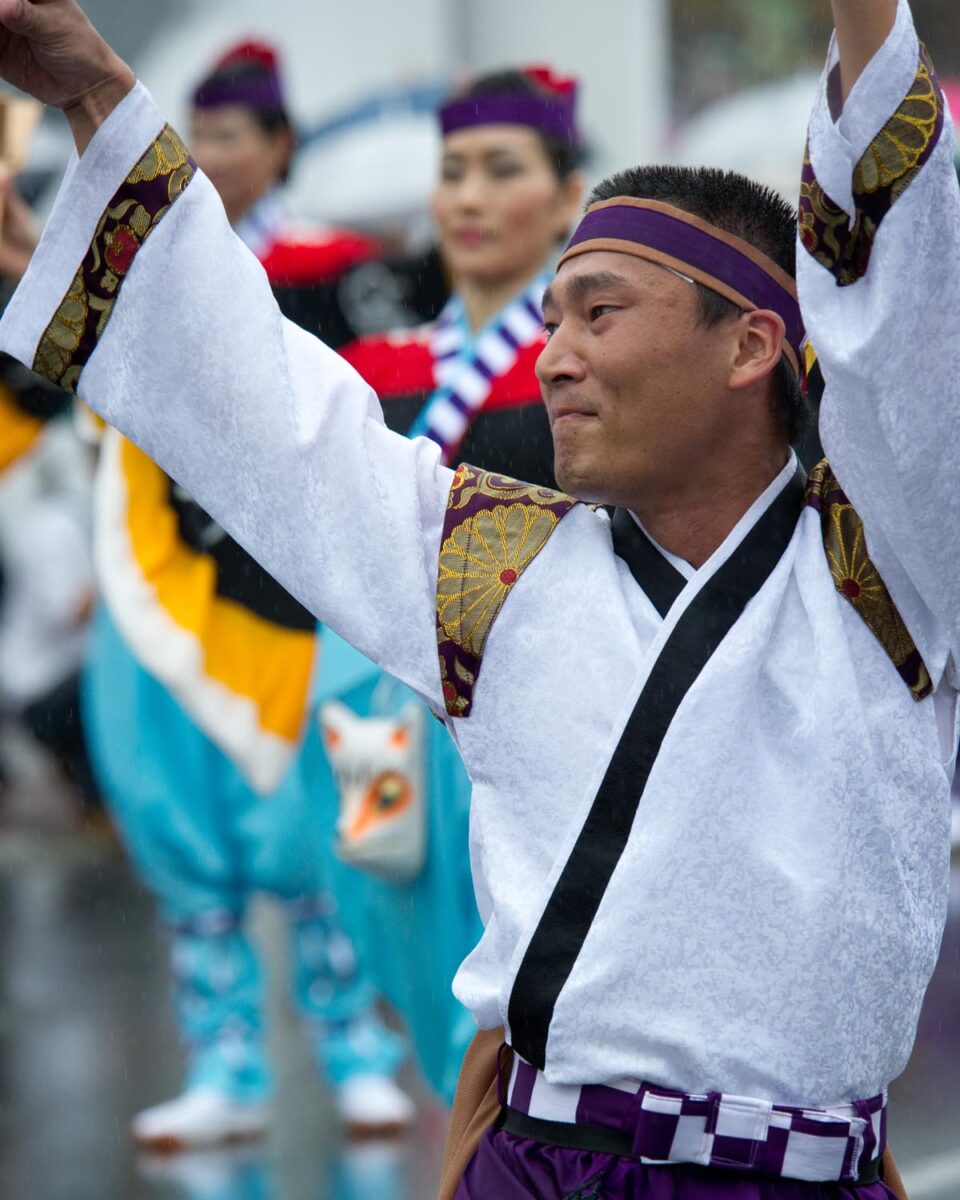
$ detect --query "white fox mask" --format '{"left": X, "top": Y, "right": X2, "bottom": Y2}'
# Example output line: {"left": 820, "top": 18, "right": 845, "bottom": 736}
{"left": 318, "top": 700, "right": 426, "bottom": 881}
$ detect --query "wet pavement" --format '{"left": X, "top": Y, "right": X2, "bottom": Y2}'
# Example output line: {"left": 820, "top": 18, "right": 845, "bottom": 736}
{"left": 0, "top": 818, "right": 446, "bottom": 1200}
{"left": 1, "top": 804, "right": 958, "bottom": 1200}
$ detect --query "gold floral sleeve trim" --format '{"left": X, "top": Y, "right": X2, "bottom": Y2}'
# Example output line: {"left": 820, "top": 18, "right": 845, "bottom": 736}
{"left": 805, "top": 461, "right": 932, "bottom": 701}
{"left": 436, "top": 465, "right": 579, "bottom": 717}
{"left": 33, "top": 125, "right": 197, "bottom": 393}
{"left": 799, "top": 45, "right": 944, "bottom": 287}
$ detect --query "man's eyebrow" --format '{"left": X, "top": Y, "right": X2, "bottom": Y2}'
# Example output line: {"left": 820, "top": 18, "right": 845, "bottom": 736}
{"left": 542, "top": 270, "right": 634, "bottom": 312}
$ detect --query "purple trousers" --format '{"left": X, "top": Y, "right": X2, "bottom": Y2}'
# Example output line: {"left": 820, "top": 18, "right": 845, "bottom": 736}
{"left": 455, "top": 1129, "right": 899, "bottom": 1200}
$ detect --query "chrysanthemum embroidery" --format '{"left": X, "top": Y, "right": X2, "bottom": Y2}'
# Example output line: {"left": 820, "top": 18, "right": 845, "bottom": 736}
{"left": 437, "top": 504, "right": 559, "bottom": 654}
{"left": 806, "top": 460, "right": 932, "bottom": 700}
{"left": 434, "top": 465, "right": 578, "bottom": 717}
{"left": 853, "top": 48, "right": 942, "bottom": 201}
{"left": 446, "top": 465, "right": 569, "bottom": 514}
{"left": 824, "top": 503, "right": 918, "bottom": 665}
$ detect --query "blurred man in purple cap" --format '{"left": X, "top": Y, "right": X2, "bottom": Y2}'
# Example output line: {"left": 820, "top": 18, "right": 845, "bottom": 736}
{"left": 0, "top": 0, "right": 950, "bottom": 1195}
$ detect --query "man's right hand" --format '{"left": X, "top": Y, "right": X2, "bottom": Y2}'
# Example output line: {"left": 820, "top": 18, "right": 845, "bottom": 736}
{"left": 0, "top": 0, "right": 134, "bottom": 153}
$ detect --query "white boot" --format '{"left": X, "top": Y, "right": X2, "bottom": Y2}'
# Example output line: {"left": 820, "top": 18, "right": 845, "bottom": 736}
{"left": 130, "top": 1086, "right": 270, "bottom": 1151}
{"left": 334, "top": 1075, "right": 416, "bottom": 1137}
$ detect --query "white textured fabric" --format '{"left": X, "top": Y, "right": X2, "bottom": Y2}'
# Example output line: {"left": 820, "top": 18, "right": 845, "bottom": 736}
{"left": 805, "top": 1, "right": 960, "bottom": 683}
{"left": 0, "top": 0, "right": 956, "bottom": 1109}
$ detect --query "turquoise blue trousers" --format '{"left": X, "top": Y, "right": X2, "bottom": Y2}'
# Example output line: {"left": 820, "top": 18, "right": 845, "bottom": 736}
{"left": 83, "top": 608, "right": 404, "bottom": 1100}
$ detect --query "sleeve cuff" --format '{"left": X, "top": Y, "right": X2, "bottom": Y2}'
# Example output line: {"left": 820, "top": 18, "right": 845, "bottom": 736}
{"left": 0, "top": 82, "right": 168, "bottom": 372}
{"left": 836, "top": 0, "right": 921, "bottom": 156}
{"left": 806, "top": 0, "right": 921, "bottom": 214}
{"left": 800, "top": 0, "right": 946, "bottom": 287}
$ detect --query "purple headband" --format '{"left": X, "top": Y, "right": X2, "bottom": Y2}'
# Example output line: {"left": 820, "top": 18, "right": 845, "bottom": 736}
{"left": 559, "top": 198, "right": 805, "bottom": 374}
{"left": 192, "top": 72, "right": 286, "bottom": 113}
{"left": 439, "top": 92, "right": 577, "bottom": 146}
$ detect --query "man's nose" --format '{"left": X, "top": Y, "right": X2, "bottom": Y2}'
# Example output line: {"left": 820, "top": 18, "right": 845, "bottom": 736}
{"left": 536, "top": 325, "right": 587, "bottom": 386}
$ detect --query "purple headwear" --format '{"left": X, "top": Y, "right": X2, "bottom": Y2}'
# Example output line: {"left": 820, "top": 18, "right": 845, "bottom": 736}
{"left": 559, "top": 197, "right": 805, "bottom": 376}
{"left": 192, "top": 40, "right": 287, "bottom": 113}
{"left": 439, "top": 64, "right": 579, "bottom": 148}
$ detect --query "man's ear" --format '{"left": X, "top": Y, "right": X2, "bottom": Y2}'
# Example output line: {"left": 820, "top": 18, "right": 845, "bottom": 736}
{"left": 728, "top": 309, "right": 785, "bottom": 394}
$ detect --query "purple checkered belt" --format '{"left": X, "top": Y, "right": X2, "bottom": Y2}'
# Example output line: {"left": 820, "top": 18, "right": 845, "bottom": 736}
{"left": 499, "top": 1056, "right": 887, "bottom": 1185}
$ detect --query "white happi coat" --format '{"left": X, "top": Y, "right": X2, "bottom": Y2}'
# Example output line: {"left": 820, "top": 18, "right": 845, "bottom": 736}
{"left": 2, "top": 0, "right": 957, "bottom": 1110}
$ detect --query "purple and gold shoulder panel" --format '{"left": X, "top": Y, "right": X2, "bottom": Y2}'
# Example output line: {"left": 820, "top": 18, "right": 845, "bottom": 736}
{"left": 799, "top": 45, "right": 944, "bottom": 287}
{"left": 805, "top": 461, "right": 932, "bottom": 700}
{"left": 33, "top": 125, "right": 197, "bottom": 394}
{"left": 436, "top": 464, "right": 578, "bottom": 717}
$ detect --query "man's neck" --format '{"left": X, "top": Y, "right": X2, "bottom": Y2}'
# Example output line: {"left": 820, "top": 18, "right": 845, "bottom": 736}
{"left": 629, "top": 446, "right": 791, "bottom": 570}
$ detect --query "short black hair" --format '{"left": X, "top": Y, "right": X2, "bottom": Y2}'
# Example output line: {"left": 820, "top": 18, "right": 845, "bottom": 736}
{"left": 458, "top": 70, "right": 582, "bottom": 182}
{"left": 588, "top": 164, "right": 809, "bottom": 444}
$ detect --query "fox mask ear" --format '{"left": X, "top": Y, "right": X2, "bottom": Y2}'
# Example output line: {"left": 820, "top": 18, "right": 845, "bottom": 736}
{"left": 319, "top": 699, "right": 358, "bottom": 730}
{"left": 319, "top": 699, "right": 358, "bottom": 750}
{"left": 387, "top": 703, "right": 422, "bottom": 751}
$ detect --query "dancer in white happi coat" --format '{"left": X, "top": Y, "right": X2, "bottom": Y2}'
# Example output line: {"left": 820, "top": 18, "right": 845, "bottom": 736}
{"left": 0, "top": 0, "right": 952, "bottom": 1195}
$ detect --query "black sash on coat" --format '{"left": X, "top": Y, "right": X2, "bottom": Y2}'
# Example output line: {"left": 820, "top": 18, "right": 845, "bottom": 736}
{"left": 610, "top": 508, "right": 687, "bottom": 618}
{"left": 507, "top": 467, "right": 807, "bottom": 1070}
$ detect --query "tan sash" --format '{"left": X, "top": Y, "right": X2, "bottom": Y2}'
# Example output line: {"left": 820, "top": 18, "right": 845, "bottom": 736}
{"left": 884, "top": 1151, "right": 908, "bottom": 1200}
{"left": 438, "top": 1027, "right": 508, "bottom": 1200}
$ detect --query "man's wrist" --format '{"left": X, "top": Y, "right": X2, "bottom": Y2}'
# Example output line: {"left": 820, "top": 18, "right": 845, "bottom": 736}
{"left": 63, "top": 62, "right": 136, "bottom": 155}
{"left": 830, "top": 0, "right": 898, "bottom": 102}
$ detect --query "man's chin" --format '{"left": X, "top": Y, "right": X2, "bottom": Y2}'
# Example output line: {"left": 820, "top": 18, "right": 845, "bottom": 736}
{"left": 554, "top": 458, "right": 609, "bottom": 505}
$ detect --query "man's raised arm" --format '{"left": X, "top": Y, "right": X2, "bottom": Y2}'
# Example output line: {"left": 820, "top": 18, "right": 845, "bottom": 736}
{"left": 798, "top": 0, "right": 960, "bottom": 687}
{"left": 0, "top": 0, "right": 133, "bottom": 151}
{"left": 0, "top": 0, "right": 454, "bottom": 713}
{"left": 831, "top": 0, "right": 898, "bottom": 102}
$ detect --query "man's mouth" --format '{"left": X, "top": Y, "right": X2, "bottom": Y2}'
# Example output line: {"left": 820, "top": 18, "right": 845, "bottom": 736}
{"left": 552, "top": 404, "right": 598, "bottom": 425}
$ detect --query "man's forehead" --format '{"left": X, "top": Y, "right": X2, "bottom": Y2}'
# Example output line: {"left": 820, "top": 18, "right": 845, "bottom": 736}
{"left": 543, "top": 251, "right": 666, "bottom": 308}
